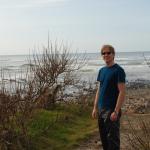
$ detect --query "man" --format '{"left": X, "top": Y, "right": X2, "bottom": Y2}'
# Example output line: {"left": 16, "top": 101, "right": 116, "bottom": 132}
{"left": 92, "top": 45, "right": 126, "bottom": 150}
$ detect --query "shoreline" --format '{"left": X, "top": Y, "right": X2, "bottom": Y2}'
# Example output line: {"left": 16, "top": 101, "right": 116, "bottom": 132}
{"left": 62, "top": 79, "right": 150, "bottom": 115}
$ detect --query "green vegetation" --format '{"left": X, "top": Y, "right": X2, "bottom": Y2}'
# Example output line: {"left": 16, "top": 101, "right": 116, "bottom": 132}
{"left": 28, "top": 104, "right": 97, "bottom": 150}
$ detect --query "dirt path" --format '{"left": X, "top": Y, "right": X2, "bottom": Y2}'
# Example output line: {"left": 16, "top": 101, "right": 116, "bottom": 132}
{"left": 75, "top": 131, "right": 102, "bottom": 150}
{"left": 75, "top": 130, "right": 129, "bottom": 150}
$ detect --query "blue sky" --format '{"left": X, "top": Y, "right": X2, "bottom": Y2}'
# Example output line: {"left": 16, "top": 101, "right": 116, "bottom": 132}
{"left": 0, "top": 0, "right": 150, "bottom": 55}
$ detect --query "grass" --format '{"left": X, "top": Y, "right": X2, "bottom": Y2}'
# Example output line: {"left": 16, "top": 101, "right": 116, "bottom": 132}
{"left": 27, "top": 104, "right": 97, "bottom": 150}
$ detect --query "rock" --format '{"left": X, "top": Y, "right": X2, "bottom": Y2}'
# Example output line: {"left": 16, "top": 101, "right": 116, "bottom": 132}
{"left": 96, "top": 140, "right": 102, "bottom": 146}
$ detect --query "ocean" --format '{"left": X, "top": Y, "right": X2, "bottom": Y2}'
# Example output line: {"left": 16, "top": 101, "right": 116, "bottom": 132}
{"left": 0, "top": 51, "right": 150, "bottom": 84}
{"left": 81, "top": 51, "right": 150, "bottom": 82}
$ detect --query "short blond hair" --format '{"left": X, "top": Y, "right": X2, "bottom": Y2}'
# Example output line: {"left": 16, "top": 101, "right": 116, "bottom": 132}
{"left": 101, "top": 45, "right": 115, "bottom": 55}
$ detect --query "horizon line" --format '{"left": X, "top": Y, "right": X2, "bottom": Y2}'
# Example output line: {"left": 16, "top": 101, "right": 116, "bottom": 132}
{"left": 0, "top": 50, "right": 150, "bottom": 56}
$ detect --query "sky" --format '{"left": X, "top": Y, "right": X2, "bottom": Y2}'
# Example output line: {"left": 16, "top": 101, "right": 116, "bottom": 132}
{"left": 0, "top": 0, "right": 150, "bottom": 55}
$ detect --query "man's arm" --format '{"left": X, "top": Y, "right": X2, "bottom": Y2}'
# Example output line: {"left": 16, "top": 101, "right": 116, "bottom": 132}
{"left": 110, "top": 83, "right": 126, "bottom": 121}
{"left": 115, "top": 83, "right": 126, "bottom": 113}
{"left": 92, "top": 83, "right": 100, "bottom": 119}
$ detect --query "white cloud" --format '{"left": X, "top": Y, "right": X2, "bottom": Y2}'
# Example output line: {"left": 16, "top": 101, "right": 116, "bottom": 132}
{"left": 0, "top": 0, "right": 69, "bottom": 8}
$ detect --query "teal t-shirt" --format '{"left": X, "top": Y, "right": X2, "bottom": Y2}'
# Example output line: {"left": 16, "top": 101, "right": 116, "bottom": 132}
{"left": 97, "top": 64, "right": 126, "bottom": 110}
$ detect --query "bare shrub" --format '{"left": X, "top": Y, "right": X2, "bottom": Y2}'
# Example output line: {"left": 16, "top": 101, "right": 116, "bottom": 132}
{"left": 0, "top": 72, "right": 35, "bottom": 149}
{"left": 29, "top": 41, "right": 86, "bottom": 109}
{"left": 125, "top": 116, "right": 150, "bottom": 150}
{"left": 143, "top": 53, "right": 150, "bottom": 68}
{"left": 0, "top": 40, "right": 86, "bottom": 149}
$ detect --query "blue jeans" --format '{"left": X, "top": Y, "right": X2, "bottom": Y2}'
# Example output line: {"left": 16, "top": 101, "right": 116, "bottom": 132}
{"left": 98, "top": 109, "right": 121, "bottom": 150}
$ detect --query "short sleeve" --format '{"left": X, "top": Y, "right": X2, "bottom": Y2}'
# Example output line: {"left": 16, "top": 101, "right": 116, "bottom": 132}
{"left": 97, "top": 69, "right": 101, "bottom": 82}
{"left": 117, "top": 68, "right": 126, "bottom": 83}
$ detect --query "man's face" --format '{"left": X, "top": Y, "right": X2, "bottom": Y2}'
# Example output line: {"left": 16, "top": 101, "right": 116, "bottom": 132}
{"left": 101, "top": 48, "right": 114, "bottom": 64}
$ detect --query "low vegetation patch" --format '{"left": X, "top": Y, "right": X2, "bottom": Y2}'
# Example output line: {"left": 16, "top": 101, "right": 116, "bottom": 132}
{"left": 28, "top": 104, "right": 97, "bottom": 150}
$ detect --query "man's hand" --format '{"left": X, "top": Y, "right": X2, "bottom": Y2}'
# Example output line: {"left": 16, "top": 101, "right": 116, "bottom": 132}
{"left": 92, "top": 108, "right": 97, "bottom": 119}
{"left": 110, "top": 111, "right": 118, "bottom": 121}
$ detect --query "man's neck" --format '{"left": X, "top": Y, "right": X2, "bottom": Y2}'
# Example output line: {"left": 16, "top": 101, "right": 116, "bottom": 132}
{"left": 106, "top": 61, "right": 115, "bottom": 67}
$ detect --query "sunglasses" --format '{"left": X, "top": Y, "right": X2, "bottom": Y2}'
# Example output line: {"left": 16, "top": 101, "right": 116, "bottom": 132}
{"left": 101, "top": 52, "right": 112, "bottom": 55}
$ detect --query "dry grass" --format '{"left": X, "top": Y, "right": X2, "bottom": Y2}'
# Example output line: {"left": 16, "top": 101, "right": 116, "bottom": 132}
{"left": 121, "top": 113, "right": 150, "bottom": 150}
